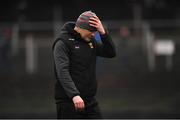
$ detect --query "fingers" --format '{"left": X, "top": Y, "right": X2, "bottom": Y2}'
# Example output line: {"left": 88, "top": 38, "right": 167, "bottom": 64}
{"left": 89, "top": 16, "right": 99, "bottom": 23}
{"left": 89, "top": 22, "right": 98, "bottom": 28}
{"left": 89, "top": 17, "right": 99, "bottom": 25}
{"left": 89, "top": 16, "right": 106, "bottom": 34}
{"left": 72, "top": 96, "right": 85, "bottom": 111}
{"left": 92, "top": 15, "right": 100, "bottom": 20}
{"left": 74, "top": 101, "right": 85, "bottom": 111}
{"left": 89, "top": 17, "right": 99, "bottom": 28}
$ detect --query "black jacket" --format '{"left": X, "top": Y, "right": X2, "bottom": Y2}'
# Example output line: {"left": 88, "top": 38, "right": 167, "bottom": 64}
{"left": 52, "top": 22, "right": 116, "bottom": 103}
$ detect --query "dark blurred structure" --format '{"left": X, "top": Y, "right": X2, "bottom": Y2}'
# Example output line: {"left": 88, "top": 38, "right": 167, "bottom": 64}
{"left": 0, "top": 0, "right": 180, "bottom": 21}
{"left": 0, "top": 27, "right": 12, "bottom": 70}
{"left": 1, "top": 0, "right": 180, "bottom": 119}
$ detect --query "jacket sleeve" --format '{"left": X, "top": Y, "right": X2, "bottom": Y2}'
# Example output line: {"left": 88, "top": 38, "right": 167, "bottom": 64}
{"left": 53, "top": 40, "right": 80, "bottom": 99}
{"left": 96, "top": 32, "right": 116, "bottom": 58}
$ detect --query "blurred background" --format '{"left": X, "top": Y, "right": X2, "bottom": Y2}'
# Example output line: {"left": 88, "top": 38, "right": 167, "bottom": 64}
{"left": 0, "top": 0, "right": 180, "bottom": 118}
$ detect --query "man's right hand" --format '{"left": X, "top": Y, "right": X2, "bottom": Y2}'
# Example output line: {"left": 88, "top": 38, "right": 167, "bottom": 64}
{"left": 72, "top": 95, "right": 85, "bottom": 111}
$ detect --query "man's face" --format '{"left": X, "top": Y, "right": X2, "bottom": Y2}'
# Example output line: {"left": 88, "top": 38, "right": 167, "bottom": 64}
{"left": 81, "top": 29, "right": 96, "bottom": 41}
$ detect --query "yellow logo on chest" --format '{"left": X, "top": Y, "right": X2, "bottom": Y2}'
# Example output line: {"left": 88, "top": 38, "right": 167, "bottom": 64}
{"left": 88, "top": 42, "right": 94, "bottom": 48}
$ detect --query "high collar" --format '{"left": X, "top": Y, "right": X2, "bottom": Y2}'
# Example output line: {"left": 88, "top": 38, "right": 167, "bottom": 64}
{"left": 59, "top": 21, "right": 93, "bottom": 43}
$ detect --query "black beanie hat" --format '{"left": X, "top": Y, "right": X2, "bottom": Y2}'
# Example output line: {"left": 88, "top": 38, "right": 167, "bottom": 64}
{"left": 75, "top": 11, "right": 97, "bottom": 32}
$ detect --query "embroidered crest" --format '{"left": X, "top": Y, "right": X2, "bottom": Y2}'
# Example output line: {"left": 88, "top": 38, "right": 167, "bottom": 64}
{"left": 75, "top": 45, "right": 80, "bottom": 49}
{"left": 88, "top": 42, "right": 94, "bottom": 48}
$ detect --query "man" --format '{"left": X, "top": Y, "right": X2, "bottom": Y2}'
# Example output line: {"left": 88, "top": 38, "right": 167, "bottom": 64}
{"left": 52, "top": 11, "right": 116, "bottom": 119}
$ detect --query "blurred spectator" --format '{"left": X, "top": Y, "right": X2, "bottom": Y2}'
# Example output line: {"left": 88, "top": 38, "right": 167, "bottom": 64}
{"left": 116, "top": 26, "right": 131, "bottom": 70}
{"left": 0, "top": 27, "right": 12, "bottom": 70}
